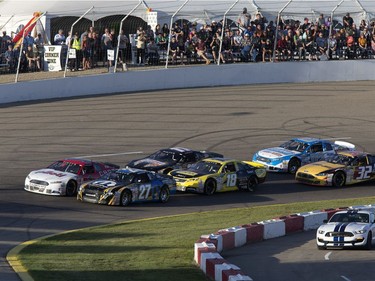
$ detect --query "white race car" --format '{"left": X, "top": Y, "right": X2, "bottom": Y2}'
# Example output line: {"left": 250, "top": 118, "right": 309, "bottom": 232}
{"left": 316, "top": 208, "right": 375, "bottom": 250}
{"left": 25, "top": 158, "right": 119, "bottom": 196}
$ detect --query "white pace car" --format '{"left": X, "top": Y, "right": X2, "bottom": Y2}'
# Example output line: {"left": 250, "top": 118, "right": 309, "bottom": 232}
{"left": 316, "top": 208, "right": 375, "bottom": 250}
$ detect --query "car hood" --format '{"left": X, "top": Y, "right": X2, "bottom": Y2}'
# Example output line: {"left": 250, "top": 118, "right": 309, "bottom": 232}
{"left": 298, "top": 161, "right": 344, "bottom": 174}
{"left": 257, "top": 147, "right": 299, "bottom": 159}
{"left": 319, "top": 222, "right": 367, "bottom": 233}
{"left": 170, "top": 170, "right": 206, "bottom": 179}
{"left": 128, "top": 158, "right": 172, "bottom": 170}
{"left": 28, "top": 169, "right": 76, "bottom": 182}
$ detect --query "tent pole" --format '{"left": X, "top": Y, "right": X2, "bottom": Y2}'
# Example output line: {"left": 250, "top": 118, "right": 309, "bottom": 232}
{"left": 218, "top": 0, "right": 239, "bottom": 66}
{"left": 114, "top": 0, "right": 143, "bottom": 73}
{"left": 272, "top": 0, "right": 292, "bottom": 63}
{"left": 329, "top": 0, "right": 344, "bottom": 40}
{"left": 64, "top": 6, "right": 94, "bottom": 78}
{"left": 165, "top": 0, "right": 189, "bottom": 69}
{"left": 354, "top": 0, "right": 367, "bottom": 21}
{"left": 0, "top": 15, "right": 14, "bottom": 31}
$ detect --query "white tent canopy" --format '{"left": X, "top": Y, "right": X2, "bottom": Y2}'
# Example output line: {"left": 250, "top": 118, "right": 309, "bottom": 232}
{"left": 1, "top": 0, "right": 375, "bottom": 18}
{"left": 1, "top": 0, "right": 375, "bottom": 32}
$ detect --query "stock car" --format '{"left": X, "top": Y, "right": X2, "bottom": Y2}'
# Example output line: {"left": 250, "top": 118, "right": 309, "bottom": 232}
{"left": 252, "top": 137, "right": 355, "bottom": 174}
{"left": 169, "top": 158, "right": 266, "bottom": 195}
{"left": 24, "top": 158, "right": 119, "bottom": 196}
{"left": 77, "top": 168, "right": 176, "bottom": 206}
{"left": 316, "top": 208, "right": 375, "bottom": 250}
{"left": 127, "top": 147, "right": 223, "bottom": 174}
{"left": 295, "top": 151, "right": 375, "bottom": 187}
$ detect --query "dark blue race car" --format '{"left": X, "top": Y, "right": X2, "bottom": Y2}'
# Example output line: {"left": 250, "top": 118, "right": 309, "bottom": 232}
{"left": 77, "top": 168, "right": 176, "bottom": 206}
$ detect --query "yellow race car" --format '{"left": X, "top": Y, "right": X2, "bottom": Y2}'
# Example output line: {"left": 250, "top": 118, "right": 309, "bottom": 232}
{"left": 295, "top": 151, "right": 375, "bottom": 187}
{"left": 169, "top": 158, "right": 266, "bottom": 195}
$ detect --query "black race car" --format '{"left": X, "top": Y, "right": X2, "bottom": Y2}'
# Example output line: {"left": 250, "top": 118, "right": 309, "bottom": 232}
{"left": 127, "top": 147, "right": 223, "bottom": 174}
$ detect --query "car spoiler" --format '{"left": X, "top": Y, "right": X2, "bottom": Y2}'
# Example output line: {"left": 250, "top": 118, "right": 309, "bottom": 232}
{"left": 334, "top": 140, "right": 356, "bottom": 151}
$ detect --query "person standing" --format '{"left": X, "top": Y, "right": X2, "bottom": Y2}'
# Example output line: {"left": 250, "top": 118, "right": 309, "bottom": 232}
{"left": 54, "top": 29, "right": 65, "bottom": 45}
{"left": 237, "top": 7, "right": 251, "bottom": 31}
{"left": 136, "top": 30, "right": 146, "bottom": 65}
{"left": 118, "top": 30, "right": 129, "bottom": 69}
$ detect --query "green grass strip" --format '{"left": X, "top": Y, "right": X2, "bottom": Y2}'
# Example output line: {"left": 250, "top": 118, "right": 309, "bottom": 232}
{"left": 15, "top": 197, "right": 375, "bottom": 281}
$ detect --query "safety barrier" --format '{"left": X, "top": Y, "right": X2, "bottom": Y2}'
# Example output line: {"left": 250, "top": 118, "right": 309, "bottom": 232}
{"left": 194, "top": 204, "right": 375, "bottom": 281}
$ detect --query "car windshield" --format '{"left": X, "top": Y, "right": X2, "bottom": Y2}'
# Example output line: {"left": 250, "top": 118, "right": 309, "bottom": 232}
{"left": 329, "top": 213, "right": 369, "bottom": 223}
{"left": 148, "top": 150, "right": 182, "bottom": 162}
{"left": 48, "top": 161, "right": 81, "bottom": 175}
{"left": 325, "top": 154, "right": 353, "bottom": 165}
{"left": 187, "top": 161, "right": 222, "bottom": 174}
{"left": 101, "top": 171, "right": 135, "bottom": 185}
{"left": 280, "top": 140, "right": 308, "bottom": 152}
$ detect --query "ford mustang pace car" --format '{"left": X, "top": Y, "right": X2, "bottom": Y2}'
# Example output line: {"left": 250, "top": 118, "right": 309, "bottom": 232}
{"left": 25, "top": 159, "right": 119, "bottom": 196}
{"left": 127, "top": 147, "right": 223, "bottom": 174}
{"left": 252, "top": 137, "right": 355, "bottom": 174}
{"left": 296, "top": 151, "right": 375, "bottom": 187}
{"left": 77, "top": 168, "right": 176, "bottom": 206}
{"left": 316, "top": 208, "right": 375, "bottom": 250}
{"left": 169, "top": 158, "right": 266, "bottom": 195}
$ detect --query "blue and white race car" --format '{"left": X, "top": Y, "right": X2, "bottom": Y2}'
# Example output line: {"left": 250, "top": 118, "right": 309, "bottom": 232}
{"left": 252, "top": 137, "right": 355, "bottom": 174}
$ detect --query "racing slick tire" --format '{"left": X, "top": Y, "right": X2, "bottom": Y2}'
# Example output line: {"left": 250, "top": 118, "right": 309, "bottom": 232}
{"left": 332, "top": 171, "right": 346, "bottom": 187}
{"left": 66, "top": 180, "right": 77, "bottom": 196}
{"left": 364, "top": 232, "right": 372, "bottom": 250}
{"left": 159, "top": 186, "right": 170, "bottom": 203}
{"left": 288, "top": 158, "right": 301, "bottom": 174}
{"left": 245, "top": 176, "right": 258, "bottom": 192}
{"left": 204, "top": 179, "right": 216, "bottom": 195}
{"left": 120, "top": 190, "right": 132, "bottom": 207}
{"left": 317, "top": 245, "right": 326, "bottom": 250}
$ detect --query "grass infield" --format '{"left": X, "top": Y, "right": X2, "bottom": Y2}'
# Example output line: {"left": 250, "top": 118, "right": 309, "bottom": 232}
{"left": 16, "top": 197, "right": 375, "bottom": 281}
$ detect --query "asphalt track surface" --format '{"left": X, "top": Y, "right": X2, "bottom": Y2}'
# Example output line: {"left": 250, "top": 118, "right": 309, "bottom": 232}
{"left": 1, "top": 81, "right": 375, "bottom": 281}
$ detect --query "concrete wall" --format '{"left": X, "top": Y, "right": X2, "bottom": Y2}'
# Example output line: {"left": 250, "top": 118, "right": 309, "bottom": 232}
{"left": 1, "top": 60, "right": 375, "bottom": 105}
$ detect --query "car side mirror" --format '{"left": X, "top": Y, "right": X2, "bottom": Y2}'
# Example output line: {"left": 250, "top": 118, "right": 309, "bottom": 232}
{"left": 323, "top": 219, "right": 328, "bottom": 223}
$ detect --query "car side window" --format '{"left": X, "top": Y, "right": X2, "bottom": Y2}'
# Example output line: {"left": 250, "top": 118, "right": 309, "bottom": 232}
{"left": 84, "top": 165, "right": 95, "bottom": 174}
{"left": 223, "top": 163, "right": 236, "bottom": 173}
{"left": 183, "top": 152, "right": 197, "bottom": 163}
{"left": 134, "top": 173, "right": 150, "bottom": 183}
{"left": 310, "top": 143, "right": 323, "bottom": 153}
{"left": 358, "top": 156, "right": 368, "bottom": 166}
{"left": 324, "top": 142, "right": 333, "bottom": 151}
{"left": 93, "top": 163, "right": 103, "bottom": 172}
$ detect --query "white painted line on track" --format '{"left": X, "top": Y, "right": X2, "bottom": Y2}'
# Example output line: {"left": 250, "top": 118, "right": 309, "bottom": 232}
{"left": 324, "top": 252, "right": 332, "bottom": 260}
{"left": 77, "top": 151, "right": 143, "bottom": 158}
{"left": 341, "top": 276, "right": 351, "bottom": 281}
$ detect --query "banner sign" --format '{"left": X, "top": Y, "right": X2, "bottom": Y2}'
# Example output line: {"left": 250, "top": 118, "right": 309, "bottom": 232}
{"left": 44, "top": 45, "right": 62, "bottom": 71}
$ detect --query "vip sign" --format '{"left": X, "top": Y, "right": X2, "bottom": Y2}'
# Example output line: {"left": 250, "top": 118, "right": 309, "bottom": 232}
{"left": 44, "top": 45, "right": 62, "bottom": 71}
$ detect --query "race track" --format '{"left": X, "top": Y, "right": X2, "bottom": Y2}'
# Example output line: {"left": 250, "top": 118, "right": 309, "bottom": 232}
{"left": 1, "top": 81, "right": 375, "bottom": 281}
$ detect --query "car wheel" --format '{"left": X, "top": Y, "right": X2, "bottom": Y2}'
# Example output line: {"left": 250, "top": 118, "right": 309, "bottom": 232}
{"left": 332, "top": 171, "right": 346, "bottom": 187}
{"left": 365, "top": 232, "right": 372, "bottom": 250}
{"left": 246, "top": 176, "right": 258, "bottom": 192}
{"left": 159, "top": 186, "right": 170, "bottom": 203}
{"left": 120, "top": 190, "right": 132, "bottom": 207}
{"left": 204, "top": 179, "right": 216, "bottom": 195}
{"left": 66, "top": 180, "right": 77, "bottom": 196}
{"left": 317, "top": 245, "right": 326, "bottom": 250}
{"left": 288, "top": 158, "right": 301, "bottom": 174}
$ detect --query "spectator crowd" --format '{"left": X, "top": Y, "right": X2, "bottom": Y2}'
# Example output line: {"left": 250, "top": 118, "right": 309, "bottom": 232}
{"left": 1, "top": 10, "right": 375, "bottom": 73}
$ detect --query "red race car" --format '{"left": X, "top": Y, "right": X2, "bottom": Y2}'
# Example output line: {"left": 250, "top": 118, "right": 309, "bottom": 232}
{"left": 24, "top": 158, "right": 119, "bottom": 196}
